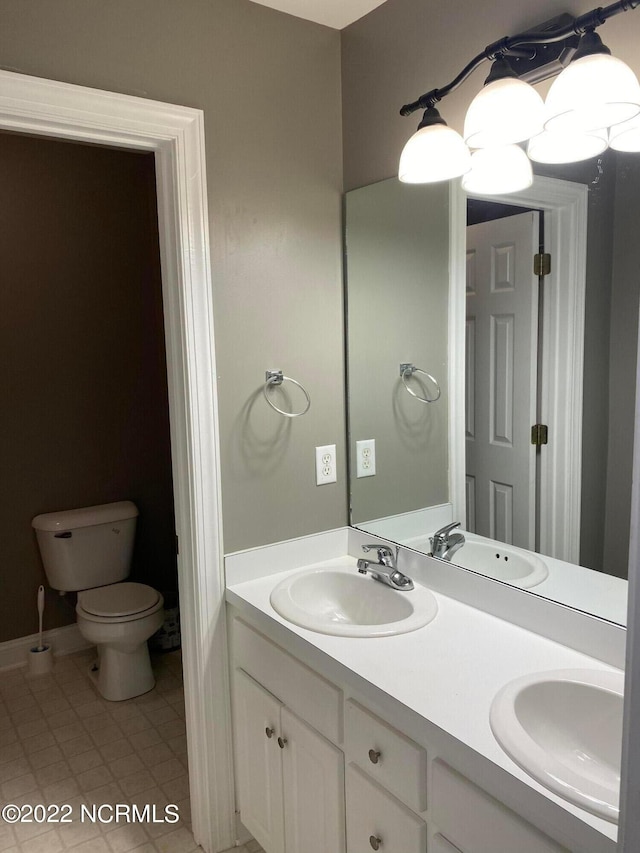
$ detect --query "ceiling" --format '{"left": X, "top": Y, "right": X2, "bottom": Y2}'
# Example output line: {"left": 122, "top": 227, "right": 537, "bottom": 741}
{"left": 248, "top": 0, "right": 389, "bottom": 30}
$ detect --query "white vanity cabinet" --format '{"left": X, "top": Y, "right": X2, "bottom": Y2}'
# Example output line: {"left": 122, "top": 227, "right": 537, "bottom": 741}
{"left": 229, "top": 612, "right": 585, "bottom": 853}
{"left": 232, "top": 621, "right": 346, "bottom": 853}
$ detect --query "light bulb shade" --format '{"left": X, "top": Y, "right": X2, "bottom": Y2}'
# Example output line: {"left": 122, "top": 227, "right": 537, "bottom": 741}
{"left": 398, "top": 124, "right": 471, "bottom": 183}
{"left": 609, "top": 114, "right": 640, "bottom": 151}
{"left": 544, "top": 53, "right": 640, "bottom": 133}
{"left": 461, "top": 145, "right": 533, "bottom": 195}
{"left": 464, "top": 77, "right": 545, "bottom": 148}
{"left": 527, "top": 128, "right": 608, "bottom": 163}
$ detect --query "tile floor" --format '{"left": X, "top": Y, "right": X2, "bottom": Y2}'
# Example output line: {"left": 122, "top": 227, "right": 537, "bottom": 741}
{"left": 220, "top": 844, "right": 263, "bottom": 853}
{"left": 0, "top": 647, "right": 207, "bottom": 852}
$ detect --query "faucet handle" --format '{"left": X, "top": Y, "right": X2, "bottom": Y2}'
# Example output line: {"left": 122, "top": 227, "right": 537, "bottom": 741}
{"left": 362, "top": 543, "right": 393, "bottom": 557}
{"left": 433, "top": 521, "right": 461, "bottom": 540}
{"left": 362, "top": 543, "right": 399, "bottom": 565}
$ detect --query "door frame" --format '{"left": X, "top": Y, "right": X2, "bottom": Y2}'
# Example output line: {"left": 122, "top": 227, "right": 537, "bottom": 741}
{"left": 0, "top": 71, "right": 235, "bottom": 852}
{"left": 450, "top": 176, "right": 588, "bottom": 563}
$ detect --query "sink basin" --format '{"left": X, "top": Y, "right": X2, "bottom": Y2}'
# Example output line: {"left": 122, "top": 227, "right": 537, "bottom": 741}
{"left": 490, "top": 668, "right": 624, "bottom": 822}
{"left": 451, "top": 539, "right": 548, "bottom": 588}
{"left": 269, "top": 565, "right": 438, "bottom": 637}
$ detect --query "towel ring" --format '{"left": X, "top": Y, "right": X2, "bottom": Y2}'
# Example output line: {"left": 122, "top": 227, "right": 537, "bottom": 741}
{"left": 400, "top": 363, "right": 441, "bottom": 404}
{"left": 263, "top": 370, "right": 311, "bottom": 418}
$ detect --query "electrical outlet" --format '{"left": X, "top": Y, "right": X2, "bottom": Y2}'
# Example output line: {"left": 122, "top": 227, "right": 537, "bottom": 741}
{"left": 356, "top": 439, "right": 376, "bottom": 478}
{"left": 315, "top": 444, "right": 337, "bottom": 485}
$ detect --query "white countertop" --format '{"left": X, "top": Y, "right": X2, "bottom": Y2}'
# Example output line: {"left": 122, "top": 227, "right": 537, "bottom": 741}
{"left": 227, "top": 554, "right": 621, "bottom": 845}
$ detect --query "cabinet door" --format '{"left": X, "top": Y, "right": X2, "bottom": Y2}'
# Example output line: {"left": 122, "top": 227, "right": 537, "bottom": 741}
{"left": 234, "top": 669, "right": 285, "bottom": 853}
{"left": 281, "top": 706, "right": 346, "bottom": 853}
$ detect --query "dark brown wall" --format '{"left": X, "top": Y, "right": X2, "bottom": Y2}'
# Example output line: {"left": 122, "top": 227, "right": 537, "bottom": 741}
{"left": 0, "top": 132, "right": 177, "bottom": 642}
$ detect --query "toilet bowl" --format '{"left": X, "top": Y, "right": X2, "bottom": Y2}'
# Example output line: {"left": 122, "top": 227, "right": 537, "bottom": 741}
{"left": 76, "top": 582, "right": 165, "bottom": 701}
{"left": 32, "top": 501, "right": 166, "bottom": 702}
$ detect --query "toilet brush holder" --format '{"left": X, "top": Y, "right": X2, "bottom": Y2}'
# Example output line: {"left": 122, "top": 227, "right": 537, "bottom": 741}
{"left": 27, "top": 644, "right": 53, "bottom": 676}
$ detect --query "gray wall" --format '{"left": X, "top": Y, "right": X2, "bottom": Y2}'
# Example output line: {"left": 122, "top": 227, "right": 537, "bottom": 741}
{"left": 0, "top": 0, "right": 345, "bottom": 556}
{"left": 0, "top": 132, "right": 177, "bottom": 643}
{"left": 346, "top": 178, "right": 449, "bottom": 523}
{"left": 605, "top": 154, "right": 640, "bottom": 577}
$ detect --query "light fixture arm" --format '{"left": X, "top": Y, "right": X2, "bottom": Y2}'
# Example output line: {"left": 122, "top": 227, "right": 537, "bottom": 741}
{"left": 400, "top": 0, "right": 640, "bottom": 117}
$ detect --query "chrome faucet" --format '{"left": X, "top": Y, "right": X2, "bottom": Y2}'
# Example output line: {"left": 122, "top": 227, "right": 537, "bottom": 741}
{"left": 430, "top": 522, "right": 465, "bottom": 561}
{"left": 357, "top": 544, "right": 414, "bottom": 591}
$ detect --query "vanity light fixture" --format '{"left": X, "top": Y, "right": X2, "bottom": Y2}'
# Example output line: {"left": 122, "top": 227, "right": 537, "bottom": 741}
{"left": 527, "top": 128, "right": 609, "bottom": 163}
{"left": 463, "top": 57, "right": 545, "bottom": 148}
{"left": 398, "top": 106, "right": 471, "bottom": 183}
{"left": 462, "top": 145, "right": 533, "bottom": 195}
{"left": 544, "top": 29, "right": 640, "bottom": 133}
{"left": 399, "top": 1, "right": 640, "bottom": 189}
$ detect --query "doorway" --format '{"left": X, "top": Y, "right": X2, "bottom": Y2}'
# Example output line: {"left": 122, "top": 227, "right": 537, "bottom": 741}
{"left": 451, "top": 176, "right": 588, "bottom": 566}
{"left": 0, "top": 71, "right": 236, "bottom": 852}
{"left": 465, "top": 207, "right": 541, "bottom": 551}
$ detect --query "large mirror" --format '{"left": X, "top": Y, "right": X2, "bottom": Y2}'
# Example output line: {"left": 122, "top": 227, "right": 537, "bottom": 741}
{"left": 345, "top": 151, "right": 640, "bottom": 625}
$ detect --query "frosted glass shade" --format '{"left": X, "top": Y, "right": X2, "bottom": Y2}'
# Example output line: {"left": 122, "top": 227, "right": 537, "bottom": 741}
{"left": 545, "top": 53, "right": 640, "bottom": 133}
{"left": 398, "top": 124, "right": 471, "bottom": 183}
{"left": 609, "top": 114, "right": 640, "bottom": 151}
{"left": 464, "top": 77, "right": 545, "bottom": 148}
{"left": 528, "top": 128, "right": 608, "bottom": 163}
{"left": 462, "top": 145, "right": 533, "bottom": 195}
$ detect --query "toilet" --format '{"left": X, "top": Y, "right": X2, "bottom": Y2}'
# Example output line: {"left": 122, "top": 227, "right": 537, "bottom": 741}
{"left": 32, "top": 501, "right": 164, "bottom": 701}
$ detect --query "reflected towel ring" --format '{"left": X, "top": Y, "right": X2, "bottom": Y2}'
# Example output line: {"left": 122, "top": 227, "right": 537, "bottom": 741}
{"left": 400, "top": 363, "right": 441, "bottom": 403}
{"left": 263, "top": 370, "right": 311, "bottom": 418}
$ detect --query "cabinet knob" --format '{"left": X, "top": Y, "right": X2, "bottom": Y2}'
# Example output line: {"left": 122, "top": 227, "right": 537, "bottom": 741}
{"left": 369, "top": 835, "right": 383, "bottom": 850}
{"left": 277, "top": 736, "right": 288, "bottom": 749}
{"left": 265, "top": 727, "right": 275, "bottom": 739}
{"left": 368, "top": 749, "right": 381, "bottom": 764}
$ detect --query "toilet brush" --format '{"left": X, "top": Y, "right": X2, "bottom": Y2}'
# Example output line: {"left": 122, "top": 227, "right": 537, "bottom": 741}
{"left": 27, "top": 585, "right": 53, "bottom": 675}
{"left": 37, "top": 584, "right": 45, "bottom": 651}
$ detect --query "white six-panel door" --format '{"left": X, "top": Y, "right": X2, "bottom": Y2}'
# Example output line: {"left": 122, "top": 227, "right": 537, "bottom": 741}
{"left": 466, "top": 211, "right": 539, "bottom": 549}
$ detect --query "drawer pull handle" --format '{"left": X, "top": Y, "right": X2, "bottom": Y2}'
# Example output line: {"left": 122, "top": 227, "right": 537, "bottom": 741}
{"left": 369, "top": 835, "right": 383, "bottom": 850}
{"left": 277, "top": 736, "right": 288, "bottom": 749}
{"left": 368, "top": 749, "right": 381, "bottom": 764}
{"left": 265, "top": 727, "right": 275, "bottom": 739}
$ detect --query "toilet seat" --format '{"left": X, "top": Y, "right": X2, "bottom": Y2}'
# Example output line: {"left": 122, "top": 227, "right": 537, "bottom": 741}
{"left": 76, "top": 582, "right": 163, "bottom": 624}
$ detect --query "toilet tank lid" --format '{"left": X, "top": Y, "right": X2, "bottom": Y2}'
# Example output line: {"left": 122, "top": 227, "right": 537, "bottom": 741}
{"left": 32, "top": 501, "right": 139, "bottom": 532}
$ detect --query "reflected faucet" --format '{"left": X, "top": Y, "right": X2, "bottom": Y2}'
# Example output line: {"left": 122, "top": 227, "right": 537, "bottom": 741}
{"left": 430, "top": 522, "right": 465, "bottom": 561}
{"left": 357, "top": 544, "right": 414, "bottom": 591}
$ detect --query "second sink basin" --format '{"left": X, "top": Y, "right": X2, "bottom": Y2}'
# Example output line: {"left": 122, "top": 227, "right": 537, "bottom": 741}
{"left": 451, "top": 539, "right": 548, "bottom": 588}
{"left": 269, "top": 564, "right": 438, "bottom": 637}
{"left": 490, "top": 668, "right": 624, "bottom": 822}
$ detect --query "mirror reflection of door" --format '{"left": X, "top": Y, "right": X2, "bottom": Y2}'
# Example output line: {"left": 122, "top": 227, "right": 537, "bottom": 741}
{"left": 465, "top": 211, "right": 539, "bottom": 551}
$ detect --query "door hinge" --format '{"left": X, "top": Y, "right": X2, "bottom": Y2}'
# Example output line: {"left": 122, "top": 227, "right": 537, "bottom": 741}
{"left": 534, "top": 252, "right": 551, "bottom": 276}
{"left": 531, "top": 424, "right": 549, "bottom": 446}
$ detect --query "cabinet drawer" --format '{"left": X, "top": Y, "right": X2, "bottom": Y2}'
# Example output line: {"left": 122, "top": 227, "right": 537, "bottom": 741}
{"left": 432, "top": 760, "right": 569, "bottom": 853}
{"left": 345, "top": 699, "right": 427, "bottom": 812}
{"left": 346, "top": 764, "right": 426, "bottom": 853}
{"left": 233, "top": 618, "right": 342, "bottom": 743}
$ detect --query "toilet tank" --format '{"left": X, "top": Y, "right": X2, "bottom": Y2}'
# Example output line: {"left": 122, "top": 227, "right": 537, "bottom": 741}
{"left": 32, "top": 501, "right": 139, "bottom": 592}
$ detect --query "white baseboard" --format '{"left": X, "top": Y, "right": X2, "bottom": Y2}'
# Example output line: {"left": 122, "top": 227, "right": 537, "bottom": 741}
{"left": 0, "top": 623, "right": 92, "bottom": 671}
